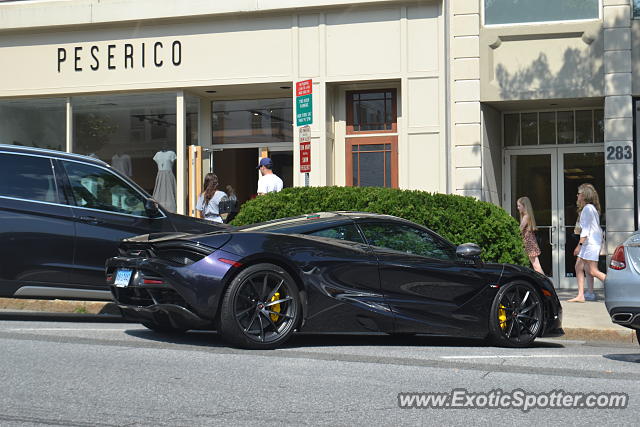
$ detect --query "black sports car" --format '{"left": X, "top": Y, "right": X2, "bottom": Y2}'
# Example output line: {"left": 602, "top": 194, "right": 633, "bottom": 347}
{"left": 106, "top": 212, "right": 563, "bottom": 349}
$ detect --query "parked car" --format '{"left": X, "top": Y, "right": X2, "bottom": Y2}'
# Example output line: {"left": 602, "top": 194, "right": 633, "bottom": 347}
{"left": 0, "top": 144, "right": 225, "bottom": 301}
{"left": 604, "top": 231, "right": 640, "bottom": 342}
{"left": 106, "top": 212, "right": 563, "bottom": 349}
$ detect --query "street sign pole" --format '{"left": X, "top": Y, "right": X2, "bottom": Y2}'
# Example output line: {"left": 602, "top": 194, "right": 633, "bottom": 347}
{"left": 296, "top": 80, "right": 313, "bottom": 187}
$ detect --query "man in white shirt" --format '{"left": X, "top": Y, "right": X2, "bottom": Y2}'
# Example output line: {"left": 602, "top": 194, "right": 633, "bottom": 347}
{"left": 256, "top": 157, "right": 283, "bottom": 195}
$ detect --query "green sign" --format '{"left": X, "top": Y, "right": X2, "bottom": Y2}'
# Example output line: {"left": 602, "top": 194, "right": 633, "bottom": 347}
{"left": 296, "top": 95, "right": 312, "bottom": 126}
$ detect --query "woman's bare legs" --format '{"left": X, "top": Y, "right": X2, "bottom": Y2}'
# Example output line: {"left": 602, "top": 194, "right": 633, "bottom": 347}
{"left": 529, "top": 255, "right": 544, "bottom": 275}
{"left": 585, "top": 259, "right": 606, "bottom": 283}
{"left": 585, "top": 270, "right": 595, "bottom": 295}
{"left": 568, "top": 257, "right": 586, "bottom": 302}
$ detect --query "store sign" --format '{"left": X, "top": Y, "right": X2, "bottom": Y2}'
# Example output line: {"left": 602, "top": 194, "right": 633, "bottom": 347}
{"left": 296, "top": 79, "right": 313, "bottom": 126}
{"left": 56, "top": 40, "right": 182, "bottom": 72}
{"left": 299, "top": 125, "right": 311, "bottom": 173}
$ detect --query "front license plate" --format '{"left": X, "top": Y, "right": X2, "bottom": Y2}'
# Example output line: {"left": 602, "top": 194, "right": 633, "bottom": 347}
{"left": 114, "top": 269, "right": 133, "bottom": 287}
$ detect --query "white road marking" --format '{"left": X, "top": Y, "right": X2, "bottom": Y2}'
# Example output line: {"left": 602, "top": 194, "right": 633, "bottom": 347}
{"left": 441, "top": 354, "right": 603, "bottom": 359}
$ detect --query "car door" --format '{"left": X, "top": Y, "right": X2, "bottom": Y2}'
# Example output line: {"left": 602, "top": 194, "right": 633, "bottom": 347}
{"left": 0, "top": 152, "right": 75, "bottom": 295}
{"left": 301, "top": 223, "right": 393, "bottom": 333}
{"left": 356, "top": 220, "right": 491, "bottom": 336}
{"left": 60, "top": 159, "right": 175, "bottom": 287}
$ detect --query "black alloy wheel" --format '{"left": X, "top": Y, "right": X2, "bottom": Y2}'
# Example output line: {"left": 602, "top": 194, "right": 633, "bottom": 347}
{"left": 488, "top": 281, "right": 543, "bottom": 348}
{"left": 219, "top": 263, "right": 300, "bottom": 349}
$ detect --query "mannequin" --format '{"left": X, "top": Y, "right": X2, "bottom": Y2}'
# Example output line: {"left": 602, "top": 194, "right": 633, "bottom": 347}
{"left": 111, "top": 152, "right": 132, "bottom": 177}
{"left": 152, "top": 148, "right": 177, "bottom": 213}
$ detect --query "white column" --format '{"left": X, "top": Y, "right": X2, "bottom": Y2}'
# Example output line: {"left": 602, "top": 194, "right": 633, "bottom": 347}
{"left": 176, "top": 90, "right": 186, "bottom": 215}
{"left": 450, "top": 0, "right": 482, "bottom": 199}
{"left": 603, "top": 0, "right": 634, "bottom": 255}
{"left": 65, "top": 97, "right": 73, "bottom": 153}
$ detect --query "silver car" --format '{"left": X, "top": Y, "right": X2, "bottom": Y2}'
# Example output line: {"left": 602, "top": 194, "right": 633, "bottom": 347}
{"left": 604, "top": 231, "right": 640, "bottom": 341}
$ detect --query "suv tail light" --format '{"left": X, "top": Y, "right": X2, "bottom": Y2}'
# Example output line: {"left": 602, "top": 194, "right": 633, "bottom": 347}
{"left": 610, "top": 245, "right": 626, "bottom": 270}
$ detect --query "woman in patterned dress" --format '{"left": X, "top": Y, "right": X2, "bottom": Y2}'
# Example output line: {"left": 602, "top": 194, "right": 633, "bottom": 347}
{"left": 517, "top": 196, "right": 544, "bottom": 275}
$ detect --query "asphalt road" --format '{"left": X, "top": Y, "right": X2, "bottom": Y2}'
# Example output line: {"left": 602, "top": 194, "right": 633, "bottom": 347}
{"left": 1, "top": 314, "right": 640, "bottom": 426}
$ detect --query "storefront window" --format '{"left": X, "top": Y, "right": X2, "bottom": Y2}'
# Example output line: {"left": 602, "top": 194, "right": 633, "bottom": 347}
{"left": 521, "top": 113, "right": 538, "bottom": 146}
{"left": 484, "top": 0, "right": 599, "bottom": 25}
{"left": 186, "top": 94, "right": 200, "bottom": 146}
{"left": 211, "top": 98, "right": 292, "bottom": 145}
{"left": 72, "top": 92, "right": 177, "bottom": 211}
{"left": 348, "top": 90, "right": 395, "bottom": 132}
{"left": 0, "top": 98, "right": 65, "bottom": 151}
{"left": 634, "top": 0, "right": 640, "bottom": 18}
{"left": 503, "top": 109, "right": 603, "bottom": 147}
{"left": 503, "top": 114, "right": 520, "bottom": 146}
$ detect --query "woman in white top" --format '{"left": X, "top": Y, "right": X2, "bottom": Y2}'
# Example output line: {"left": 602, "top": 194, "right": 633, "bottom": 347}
{"left": 196, "top": 173, "right": 226, "bottom": 223}
{"left": 568, "top": 183, "right": 606, "bottom": 302}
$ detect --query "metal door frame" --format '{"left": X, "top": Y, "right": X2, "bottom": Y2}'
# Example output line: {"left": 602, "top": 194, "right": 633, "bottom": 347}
{"left": 504, "top": 144, "right": 604, "bottom": 289}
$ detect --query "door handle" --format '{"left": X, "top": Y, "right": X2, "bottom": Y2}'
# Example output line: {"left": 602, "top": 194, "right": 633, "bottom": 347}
{"left": 549, "top": 226, "right": 557, "bottom": 247}
{"left": 79, "top": 215, "right": 101, "bottom": 225}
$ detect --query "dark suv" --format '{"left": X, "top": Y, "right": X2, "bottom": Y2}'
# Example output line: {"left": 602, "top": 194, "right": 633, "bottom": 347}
{"left": 0, "top": 145, "right": 225, "bottom": 301}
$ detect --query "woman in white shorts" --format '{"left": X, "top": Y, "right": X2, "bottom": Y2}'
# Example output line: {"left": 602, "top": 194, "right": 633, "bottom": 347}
{"left": 568, "top": 183, "right": 606, "bottom": 302}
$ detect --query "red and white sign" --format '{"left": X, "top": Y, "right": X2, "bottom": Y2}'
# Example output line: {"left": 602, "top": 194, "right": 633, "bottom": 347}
{"left": 296, "top": 79, "right": 313, "bottom": 97}
{"left": 299, "top": 125, "right": 311, "bottom": 173}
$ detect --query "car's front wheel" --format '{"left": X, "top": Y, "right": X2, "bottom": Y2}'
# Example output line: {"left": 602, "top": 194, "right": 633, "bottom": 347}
{"left": 218, "top": 263, "right": 301, "bottom": 349}
{"left": 488, "top": 281, "right": 543, "bottom": 347}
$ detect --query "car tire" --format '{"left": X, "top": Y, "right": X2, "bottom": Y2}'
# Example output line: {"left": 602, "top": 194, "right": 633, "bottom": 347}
{"left": 488, "top": 281, "right": 543, "bottom": 348}
{"left": 218, "top": 263, "right": 301, "bottom": 349}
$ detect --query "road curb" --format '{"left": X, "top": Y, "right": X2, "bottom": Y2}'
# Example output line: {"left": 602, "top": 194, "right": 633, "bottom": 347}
{"left": 558, "top": 327, "right": 637, "bottom": 345}
{"left": 0, "top": 298, "right": 115, "bottom": 315}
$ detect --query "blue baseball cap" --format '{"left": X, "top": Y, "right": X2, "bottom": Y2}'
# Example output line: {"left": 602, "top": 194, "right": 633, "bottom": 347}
{"left": 257, "top": 157, "right": 273, "bottom": 169}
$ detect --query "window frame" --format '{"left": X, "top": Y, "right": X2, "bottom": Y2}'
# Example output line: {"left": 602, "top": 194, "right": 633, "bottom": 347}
{"left": 357, "top": 221, "right": 458, "bottom": 262}
{"left": 482, "top": 0, "right": 602, "bottom": 27}
{"left": 60, "top": 159, "right": 163, "bottom": 219}
{"left": 346, "top": 89, "right": 397, "bottom": 135}
{"left": 307, "top": 223, "right": 367, "bottom": 244}
{"left": 346, "top": 136, "right": 399, "bottom": 188}
{"left": 0, "top": 152, "right": 62, "bottom": 205}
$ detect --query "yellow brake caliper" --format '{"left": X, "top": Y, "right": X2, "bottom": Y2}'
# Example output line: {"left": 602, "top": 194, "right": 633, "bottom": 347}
{"left": 270, "top": 292, "right": 281, "bottom": 322}
{"left": 498, "top": 304, "right": 507, "bottom": 329}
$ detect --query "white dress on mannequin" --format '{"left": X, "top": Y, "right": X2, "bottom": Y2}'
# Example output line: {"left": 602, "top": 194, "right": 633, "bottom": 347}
{"left": 111, "top": 153, "right": 132, "bottom": 178}
{"left": 152, "top": 150, "right": 177, "bottom": 213}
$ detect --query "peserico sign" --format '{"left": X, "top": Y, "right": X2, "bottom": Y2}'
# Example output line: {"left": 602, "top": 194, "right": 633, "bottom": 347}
{"left": 57, "top": 40, "right": 182, "bottom": 72}
{"left": 299, "top": 125, "right": 311, "bottom": 173}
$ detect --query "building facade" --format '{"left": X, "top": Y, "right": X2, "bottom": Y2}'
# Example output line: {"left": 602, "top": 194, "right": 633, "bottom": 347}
{"left": 0, "top": 0, "right": 637, "bottom": 289}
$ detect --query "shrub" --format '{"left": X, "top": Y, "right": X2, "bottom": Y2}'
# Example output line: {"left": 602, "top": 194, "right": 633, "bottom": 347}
{"left": 231, "top": 186, "right": 527, "bottom": 265}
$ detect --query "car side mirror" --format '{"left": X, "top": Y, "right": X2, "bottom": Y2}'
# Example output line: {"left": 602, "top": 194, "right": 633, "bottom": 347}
{"left": 145, "top": 198, "right": 161, "bottom": 218}
{"left": 456, "top": 243, "right": 482, "bottom": 262}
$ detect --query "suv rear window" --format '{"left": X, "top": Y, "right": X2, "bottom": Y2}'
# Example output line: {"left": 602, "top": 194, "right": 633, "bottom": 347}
{"left": 0, "top": 153, "right": 59, "bottom": 203}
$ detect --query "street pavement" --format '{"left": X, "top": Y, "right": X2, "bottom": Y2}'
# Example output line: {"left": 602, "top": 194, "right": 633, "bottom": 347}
{"left": 0, "top": 318, "right": 639, "bottom": 425}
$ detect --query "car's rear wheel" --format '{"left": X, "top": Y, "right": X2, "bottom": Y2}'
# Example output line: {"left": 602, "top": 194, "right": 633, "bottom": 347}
{"left": 219, "top": 263, "right": 300, "bottom": 349}
{"left": 488, "top": 281, "right": 543, "bottom": 347}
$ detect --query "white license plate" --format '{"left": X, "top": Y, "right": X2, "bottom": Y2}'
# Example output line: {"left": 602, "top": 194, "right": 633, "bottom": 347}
{"left": 114, "top": 269, "right": 133, "bottom": 287}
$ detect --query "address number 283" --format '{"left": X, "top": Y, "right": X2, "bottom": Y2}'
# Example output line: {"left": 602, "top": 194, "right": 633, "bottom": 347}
{"left": 607, "top": 145, "right": 632, "bottom": 161}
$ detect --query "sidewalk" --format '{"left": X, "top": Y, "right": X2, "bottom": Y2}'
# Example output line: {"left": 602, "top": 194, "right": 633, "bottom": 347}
{"left": 555, "top": 289, "right": 637, "bottom": 344}
{"left": 1, "top": 292, "right": 636, "bottom": 344}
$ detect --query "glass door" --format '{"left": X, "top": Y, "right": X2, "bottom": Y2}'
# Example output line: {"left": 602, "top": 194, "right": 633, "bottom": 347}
{"left": 505, "top": 149, "right": 559, "bottom": 283}
{"left": 558, "top": 149, "right": 606, "bottom": 288}
{"left": 505, "top": 147, "right": 605, "bottom": 289}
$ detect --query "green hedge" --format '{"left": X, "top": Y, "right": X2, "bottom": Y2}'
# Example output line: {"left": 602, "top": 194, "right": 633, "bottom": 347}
{"left": 231, "top": 186, "right": 527, "bottom": 265}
